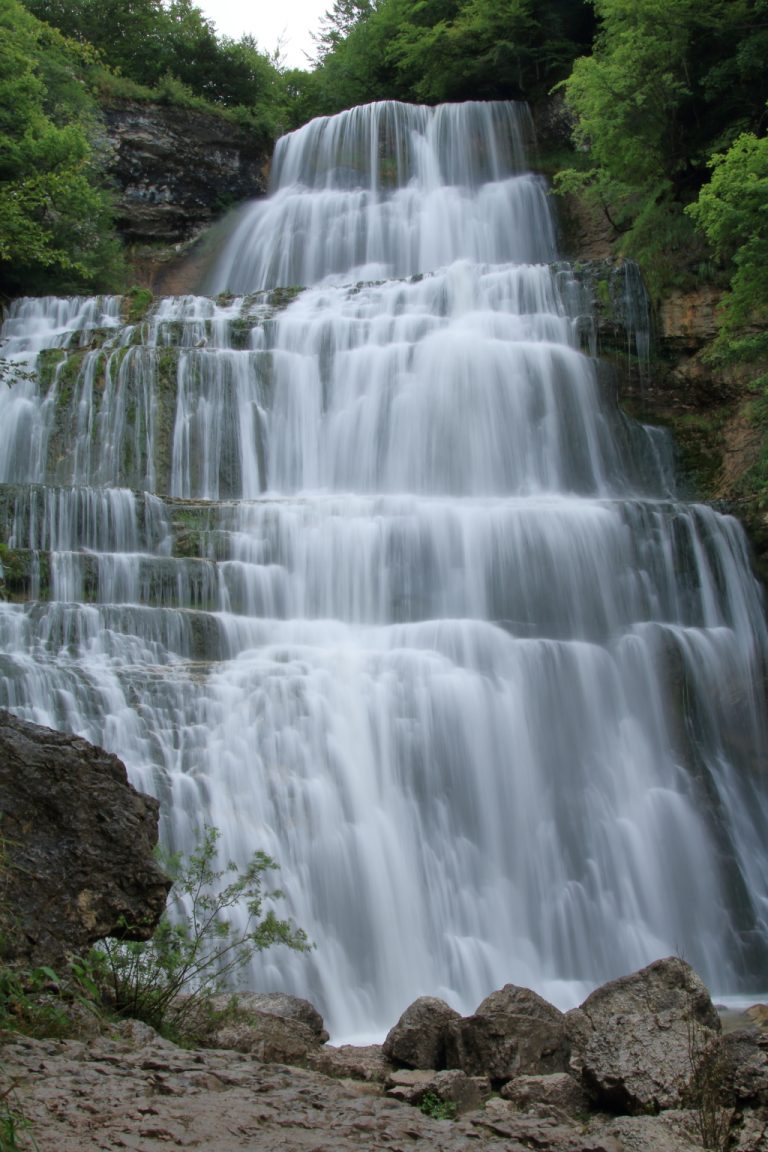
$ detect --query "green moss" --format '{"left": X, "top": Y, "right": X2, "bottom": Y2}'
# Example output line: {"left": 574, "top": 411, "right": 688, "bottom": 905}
{"left": 0, "top": 546, "right": 50, "bottom": 602}
{"left": 152, "top": 348, "right": 181, "bottom": 495}
{"left": 123, "top": 286, "right": 154, "bottom": 325}
{"left": 55, "top": 349, "right": 90, "bottom": 408}
{"left": 36, "top": 348, "right": 66, "bottom": 392}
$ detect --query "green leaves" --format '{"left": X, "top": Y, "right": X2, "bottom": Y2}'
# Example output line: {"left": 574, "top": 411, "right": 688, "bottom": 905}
{"left": 0, "top": 0, "right": 124, "bottom": 295}
{"left": 308, "top": 0, "right": 595, "bottom": 114}
{"left": 97, "top": 826, "right": 311, "bottom": 1038}
{"left": 688, "top": 132, "right": 768, "bottom": 376}
{"left": 555, "top": 0, "right": 768, "bottom": 300}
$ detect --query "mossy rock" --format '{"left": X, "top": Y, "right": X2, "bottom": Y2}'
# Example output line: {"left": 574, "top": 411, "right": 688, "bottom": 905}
{"left": 123, "top": 286, "right": 154, "bottom": 325}
{"left": 0, "top": 546, "right": 51, "bottom": 602}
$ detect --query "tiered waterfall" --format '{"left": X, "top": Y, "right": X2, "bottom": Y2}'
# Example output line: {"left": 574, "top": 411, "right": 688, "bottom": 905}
{"left": 1, "top": 101, "right": 767, "bottom": 1038}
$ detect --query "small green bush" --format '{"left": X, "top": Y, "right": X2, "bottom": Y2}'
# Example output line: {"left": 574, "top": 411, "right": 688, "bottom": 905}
{"left": 419, "top": 1091, "right": 458, "bottom": 1121}
{"left": 95, "top": 826, "right": 311, "bottom": 1039}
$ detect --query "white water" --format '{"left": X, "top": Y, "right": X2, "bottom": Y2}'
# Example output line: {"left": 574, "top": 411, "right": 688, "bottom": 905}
{"left": 1, "top": 101, "right": 768, "bottom": 1037}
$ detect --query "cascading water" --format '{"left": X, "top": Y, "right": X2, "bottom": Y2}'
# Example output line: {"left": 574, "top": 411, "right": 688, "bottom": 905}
{"left": 1, "top": 100, "right": 767, "bottom": 1039}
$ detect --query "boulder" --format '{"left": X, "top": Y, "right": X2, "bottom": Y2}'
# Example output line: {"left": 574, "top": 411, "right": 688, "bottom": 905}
{"left": 730, "top": 1107, "right": 768, "bottom": 1151}
{"left": 579, "top": 957, "right": 720, "bottom": 1033}
{"left": 202, "top": 1010, "right": 319, "bottom": 1066}
{"left": 383, "top": 996, "right": 461, "bottom": 1070}
{"left": 476, "top": 1098, "right": 618, "bottom": 1151}
{"left": 0, "top": 710, "right": 171, "bottom": 967}
{"left": 308, "top": 1043, "right": 394, "bottom": 1083}
{"left": 501, "top": 1071, "right": 589, "bottom": 1119}
{"left": 577, "top": 957, "right": 720, "bottom": 1115}
{"left": 718, "top": 1029, "right": 768, "bottom": 1106}
{"left": 445, "top": 984, "right": 570, "bottom": 1082}
{"left": 744, "top": 1004, "right": 768, "bottom": 1032}
{"left": 208, "top": 991, "right": 329, "bottom": 1043}
{"left": 385, "top": 1068, "right": 490, "bottom": 1113}
{"left": 590, "top": 1111, "right": 708, "bottom": 1152}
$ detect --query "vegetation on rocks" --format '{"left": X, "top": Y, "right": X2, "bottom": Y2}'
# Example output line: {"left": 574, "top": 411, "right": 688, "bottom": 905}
{"left": 1, "top": 824, "right": 309, "bottom": 1048}
{"left": 95, "top": 826, "right": 311, "bottom": 1040}
{"left": 0, "top": 0, "right": 125, "bottom": 296}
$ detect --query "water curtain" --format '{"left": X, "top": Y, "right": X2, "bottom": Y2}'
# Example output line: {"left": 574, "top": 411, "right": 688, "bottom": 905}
{"left": 1, "top": 101, "right": 767, "bottom": 1038}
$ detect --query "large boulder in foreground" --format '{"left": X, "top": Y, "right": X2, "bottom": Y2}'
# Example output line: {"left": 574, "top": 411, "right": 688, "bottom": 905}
{"left": 0, "top": 710, "right": 171, "bottom": 966}
{"left": 383, "top": 996, "right": 461, "bottom": 1070}
{"left": 445, "top": 984, "right": 571, "bottom": 1082}
{"left": 576, "top": 957, "right": 720, "bottom": 1115}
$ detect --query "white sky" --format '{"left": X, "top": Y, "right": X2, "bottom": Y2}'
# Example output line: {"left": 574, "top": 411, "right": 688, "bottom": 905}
{"left": 195, "top": 0, "right": 328, "bottom": 70}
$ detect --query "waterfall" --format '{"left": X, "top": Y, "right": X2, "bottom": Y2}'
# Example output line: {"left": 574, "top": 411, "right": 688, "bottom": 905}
{"left": 1, "top": 100, "right": 767, "bottom": 1040}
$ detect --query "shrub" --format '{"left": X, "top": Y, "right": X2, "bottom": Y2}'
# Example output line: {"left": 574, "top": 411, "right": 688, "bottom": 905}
{"left": 94, "top": 826, "right": 311, "bottom": 1039}
{"left": 419, "top": 1091, "right": 458, "bottom": 1121}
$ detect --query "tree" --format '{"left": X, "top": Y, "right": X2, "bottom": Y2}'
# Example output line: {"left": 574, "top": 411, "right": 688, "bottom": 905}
{"left": 22, "top": 0, "right": 289, "bottom": 119}
{"left": 312, "top": 0, "right": 375, "bottom": 63}
{"left": 308, "top": 0, "right": 594, "bottom": 114}
{"left": 556, "top": 0, "right": 768, "bottom": 296}
{"left": 687, "top": 131, "right": 768, "bottom": 367}
{"left": 0, "top": 0, "right": 124, "bottom": 296}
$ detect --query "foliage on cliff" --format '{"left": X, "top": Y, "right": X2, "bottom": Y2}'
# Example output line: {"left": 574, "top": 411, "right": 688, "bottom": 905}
{"left": 555, "top": 0, "right": 767, "bottom": 297}
{"left": 687, "top": 132, "right": 768, "bottom": 377}
{"left": 303, "top": 0, "right": 595, "bottom": 115}
{"left": 22, "top": 0, "right": 293, "bottom": 141}
{"left": 0, "top": 0, "right": 125, "bottom": 295}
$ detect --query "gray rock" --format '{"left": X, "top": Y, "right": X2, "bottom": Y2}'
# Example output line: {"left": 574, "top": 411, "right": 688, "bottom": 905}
{"left": 476, "top": 1098, "right": 619, "bottom": 1151}
{"left": 445, "top": 984, "right": 570, "bottom": 1082}
{"left": 589, "top": 1110, "right": 706, "bottom": 1152}
{"left": 501, "top": 1071, "right": 589, "bottom": 1119}
{"left": 102, "top": 99, "right": 270, "bottom": 245}
{"left": 386, "top": 1068, "right": 489, "bottom": 1113}
{"left": 580, "top": 957, "right": 720, "bottom": 1033}
{"left": 208, "top": 991, "right": 329, "bottom": 1043}
{"left": 578, "top": 957, "right": 720, "bottom": 1115}
{"left": 0, "top": 710, "right": 170, "bottom": 967}
{"left": 730, "top": 1106, "right": 768, "bottom": 1151}
{"left": 383, "top": 996, "right": 461, "bottom": 1070}
{"left": 308, "top": 1043, "right": 394, "bottom": 1083}
{"left": 719, "top": 1029, "right": 768, "bottom": 1105}
{"left": 477, "top": 983, "right": 568, "bottom": 1022}
{"left": 204, "top": 1010, "right": 319, "bottom": 1065}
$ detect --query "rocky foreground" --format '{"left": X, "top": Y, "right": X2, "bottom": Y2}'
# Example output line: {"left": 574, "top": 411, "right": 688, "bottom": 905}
{"left": 4, "top": 958, "right": 768, "bottom": 1152}
{"left": 2, "top": 714, "right": 767, "bottom": 1150}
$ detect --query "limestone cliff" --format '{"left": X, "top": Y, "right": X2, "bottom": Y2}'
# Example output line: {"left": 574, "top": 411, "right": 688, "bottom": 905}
{"left": 103, "top": 99, "right": 269, "bottom": 244}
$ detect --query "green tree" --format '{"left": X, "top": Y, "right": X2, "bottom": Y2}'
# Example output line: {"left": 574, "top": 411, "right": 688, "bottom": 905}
{"left": 556, "top": 0, "right": 768, "bottom": 296}
{"left": 687, "top": 131, "right": 768, "bottom": 368}
{"left": 312, "top": 0, "right": 375, "bottom": 63}
{"left": 0, "top": 0, "right": 124, "bottom": 296}
{"left": 23, "top": 0, "right": 290, "bottom": 125}
{"left": 309, "top": 0, "right": 594, "bottom": 114}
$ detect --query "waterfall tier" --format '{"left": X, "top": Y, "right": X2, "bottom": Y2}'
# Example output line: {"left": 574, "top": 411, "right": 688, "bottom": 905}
{"left": 1, "top": 100, "right": 767, "bottom": 1039}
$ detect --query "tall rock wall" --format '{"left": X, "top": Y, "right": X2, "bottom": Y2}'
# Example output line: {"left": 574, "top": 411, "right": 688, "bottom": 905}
{"left": 102, "top": 99, "right": 270, "bottom": 247}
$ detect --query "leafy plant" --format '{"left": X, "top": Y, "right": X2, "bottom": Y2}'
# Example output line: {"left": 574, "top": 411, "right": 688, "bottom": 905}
{"left": 0, "top": 1086, "right": 38, "bottom": 1152}
{"left": 0, "top": 964, "right": 91, "bottom": 1040}
{"left": 419, "top": 1091, "right": 458, "bottom": 1121}
{"left": 95, "top": 826, "right": 311, "bottom": 1038}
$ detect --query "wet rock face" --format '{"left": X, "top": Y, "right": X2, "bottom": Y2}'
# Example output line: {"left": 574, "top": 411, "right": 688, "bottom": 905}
{"left": 0, "top": 710, "right": 171, "bottom": 966}
{"left": 102, "top": 99, "right": 270, "bottom": 245}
